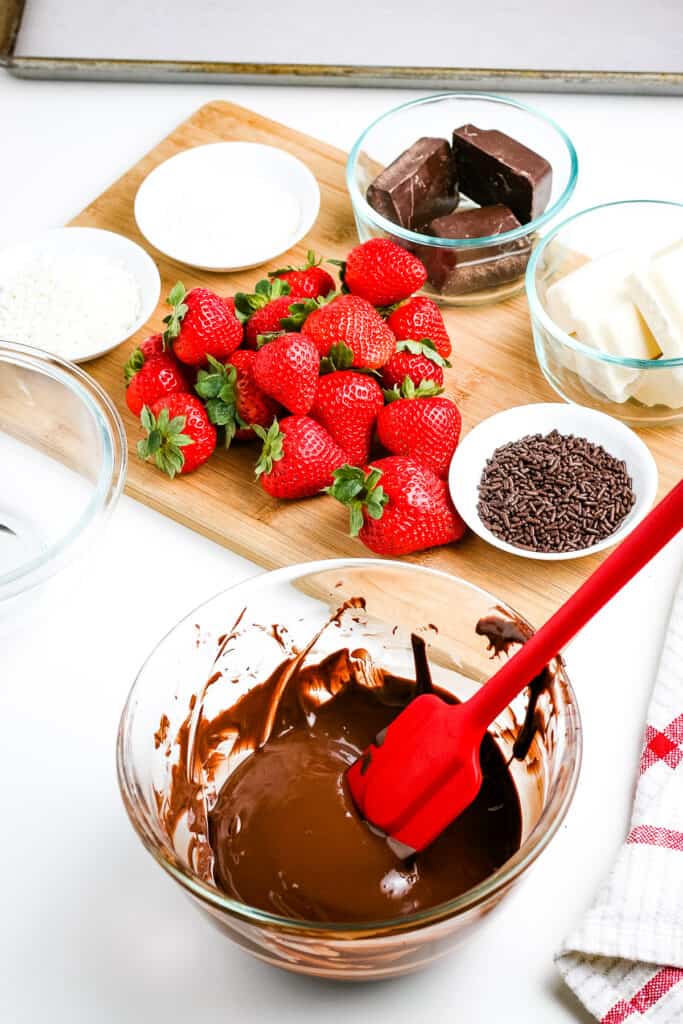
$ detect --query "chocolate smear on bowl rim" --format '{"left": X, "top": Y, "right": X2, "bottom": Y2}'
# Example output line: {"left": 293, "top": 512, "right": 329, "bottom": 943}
{"left": 476, "top": 429, "right": 635, "bottom": 554}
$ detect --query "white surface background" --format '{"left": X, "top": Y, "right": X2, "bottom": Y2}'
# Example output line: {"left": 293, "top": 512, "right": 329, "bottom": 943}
{"left": 1, "top": 75, "right": 682, "bottom": 1024}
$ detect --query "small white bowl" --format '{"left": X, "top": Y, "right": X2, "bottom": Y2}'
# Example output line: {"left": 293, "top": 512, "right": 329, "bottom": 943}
{"left": 449, "top": 403, "right": 658, "bottom": 561}
{"left": 0, "top": 227, "right": 160, "bottom": 363}
{"left": 134, "top": 142, "right": 321, "bottom": 272}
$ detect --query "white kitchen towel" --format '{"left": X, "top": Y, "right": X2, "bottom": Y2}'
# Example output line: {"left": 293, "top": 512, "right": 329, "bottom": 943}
{"left": 556, "top": 571, "right": 683, "bottom": 1022}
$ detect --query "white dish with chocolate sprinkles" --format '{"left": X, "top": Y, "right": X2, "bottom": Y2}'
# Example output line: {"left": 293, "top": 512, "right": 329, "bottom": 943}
{"left": 449, "top": 403, "right": 658, "bottom": 561}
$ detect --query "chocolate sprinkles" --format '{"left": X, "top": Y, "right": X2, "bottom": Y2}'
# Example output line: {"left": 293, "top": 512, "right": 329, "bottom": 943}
{"left": 477, "top": 430, "right": 635, "bottom": 553}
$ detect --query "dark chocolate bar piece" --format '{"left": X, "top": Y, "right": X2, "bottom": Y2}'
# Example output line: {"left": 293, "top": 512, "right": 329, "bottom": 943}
{"left": 452, "top": 125, "right": 552, "bottom": 224}
{"left": 418, "top": 204, "right": 532, "bottom": 296}
{"left": 366, "top": 137, "right": 458, "bottom": 230}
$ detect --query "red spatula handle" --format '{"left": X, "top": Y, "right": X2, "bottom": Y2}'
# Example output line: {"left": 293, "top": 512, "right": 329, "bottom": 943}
{"left": 466, "top": 478, "right": 683, "bottom": 733}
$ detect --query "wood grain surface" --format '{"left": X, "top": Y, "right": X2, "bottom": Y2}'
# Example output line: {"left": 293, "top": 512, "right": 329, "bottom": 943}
{"left": 71, "top": 100, "right": 683, "bottom": 624}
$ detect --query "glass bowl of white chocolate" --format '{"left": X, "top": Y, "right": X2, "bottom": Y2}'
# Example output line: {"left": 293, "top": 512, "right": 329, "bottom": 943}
{"left": 527, "top": 200, "right": 683, "bottom": 425}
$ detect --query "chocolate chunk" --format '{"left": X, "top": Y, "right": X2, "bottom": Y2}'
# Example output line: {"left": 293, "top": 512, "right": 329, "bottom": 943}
{"left": 366, "top": 137, "right": 458, "bottom": 230}
{"left": 417, "top": 205, "right": 532, "bottom": 296}
{"left": 452, "top": 125, "right": 552, "bottom": 224}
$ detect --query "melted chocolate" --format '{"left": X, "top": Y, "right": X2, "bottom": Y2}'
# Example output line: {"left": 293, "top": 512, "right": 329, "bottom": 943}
{"left": 156, "top": 606, "right": 561, "bottom": 924}
{"left": 475, "top": 613, "right": 554, "bottom": 761}
{"left": 207, "top": 647, "right": 521, "bottom": 923}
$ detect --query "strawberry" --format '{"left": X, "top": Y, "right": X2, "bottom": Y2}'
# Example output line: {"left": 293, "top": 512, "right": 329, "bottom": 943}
{"left": 138, "top": 333, "right": 165, "bottom": 359}
{"left": 194, "top": 351, "right": 279, "bottom": 446}
{"left": 254, "top": 417, "right": 346, "bottom": 499}
{"left": 269, "top": 250, "right": 336, "bottom": 299}
{"left": 137, "top": 394, "right": 216, "bottom": 477}
{"left": 311, "top": 370, "right": 384, "bottom": 465}
{"left": 124, "top": 348, "right": 188, "bottom": 417}
{"left": 380, "top": 339, "right": 449, "bottom": 391}
{"left": 386, "top": 296, "right": 452, "bottom": 359}
{"left": 253, "top": 333, "right": 319, "bottom": 415}
{"left": 377, "top": 380, "right": 462, "bottom": 478}
{"left": 163, "top": 282, "right": 243, "bottom": 366}
{"left": 234, "top": 279, "right": 295, "bottom": 348}
{"left": 328, "top": 457, "right": 466, "bottom": 555}
{"left": 340, "top": 238, "right": 427, "bottom": 306}
{"left": 299, "top": 294, "right": 396, "bottom": 369}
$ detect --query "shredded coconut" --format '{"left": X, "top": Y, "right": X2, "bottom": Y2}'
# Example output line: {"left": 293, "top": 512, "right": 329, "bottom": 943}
{"left": 0, "top": 249, "right": 142, "bottom": 360}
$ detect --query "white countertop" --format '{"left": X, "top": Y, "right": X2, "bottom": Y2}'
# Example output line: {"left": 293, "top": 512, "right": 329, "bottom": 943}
{"left": 1, "top": 74, "right": 682, "bottom": 1024}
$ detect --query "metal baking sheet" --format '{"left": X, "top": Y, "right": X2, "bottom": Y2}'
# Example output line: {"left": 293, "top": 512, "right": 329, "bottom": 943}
{"left": 2, "top": 0, "right": 683, "bottom": 93}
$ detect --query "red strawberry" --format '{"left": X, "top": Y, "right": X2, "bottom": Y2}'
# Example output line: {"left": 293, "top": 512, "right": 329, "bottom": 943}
{"left": 124, "top": 348, "right": 188, "bottom": 417}
{"left": 253, "top": 333, "right": 319, "bottom": 415}
{"left": 311, "top": 370, "right": 384, "bottom": 465}
{"left": 269, "top": 250, "right": 336, "bottom": 299}
{"left": 299, "top": 294, "right": 396, "bottom": 369}
{"left": 377, "top": 380, "right": 462, "bottom": 478}
{"left": 386, "top": 296, "right": 452, "bottom": 358}
{"left": 138, "top": 333, "right": 165, "bottom": 359}
{"left": 137, "top": 394, "right": 216, "bottom": 477}
{"left": 163, "top": 282, "right": 243, "bottom": 366}
{"left": 380, "top": 339, "right": 449, "bottom": 391}
{"left": 328, "top": 457, "right": 466, "bottom": 555}
{"left": 194, "top": 351, "right": 279, "bottom": 446}
{"left": 234, "top": 279, "right": 295, "bottom": 348}
{"left": 254, "top": 417, "right": 346, "bottom": 499}
{"left": 341, "top": 238, "right": 427, "bottom": 306}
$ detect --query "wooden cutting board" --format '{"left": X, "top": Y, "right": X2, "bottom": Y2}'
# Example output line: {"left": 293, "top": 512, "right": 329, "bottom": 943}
{"left": 72, "top": 100, "right": 682, "bottom": 624}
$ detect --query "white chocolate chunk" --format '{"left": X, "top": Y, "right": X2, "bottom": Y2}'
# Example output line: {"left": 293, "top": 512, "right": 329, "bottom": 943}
{"left": 627, "top": 239, "right": 683, "bottom": 359}
{"left": 546, "top": 250, "right": 661, "bottom": 403}
{"left": 630, "top": 367, "right": 683, "bottom": 408}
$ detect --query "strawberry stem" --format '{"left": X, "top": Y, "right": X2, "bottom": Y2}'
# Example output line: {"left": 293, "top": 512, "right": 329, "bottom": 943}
{"left": 383, "top": 377, "right": 444, "bottom": 403}
{"left": 234, "top": 278, "right": 291, "bottom": 322}
{"left": 124, "top": 347, "right": 144, "bottom": 383}
{"left": 268, "top": 249, "right": 323, "bottom": 275}
{"left": 253, "top": 419, "right": 284, "bottom": 478}
{"left": 162, "top": 282, "right": 189, "bottom": 343}
{"left": 326, "top": 465, "right": 388, "bottom": 537}
{"left": 194, "top": 355, "right": 240, "bottom": 447}
{"left": 395, "top": 338, "right": 451, "bottom": 368}
{"left": 136, "top": 404, "right": 194, "bottom": 479}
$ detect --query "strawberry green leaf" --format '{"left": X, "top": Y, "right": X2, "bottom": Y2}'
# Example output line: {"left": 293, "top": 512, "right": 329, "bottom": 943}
{"left": 124, "top": 348, "right": 144, "bottom": 382}
{"left": 319, "top": 342, "right": 355, "bottom": 374}
{"left": 383, "top": 376, "right": 443, "bottom": 402}
{"left": 140, "top": 405, "right": 155, "bottom": 432}
{"left": 256, "top": 332, "right": 282, "bottom": 349}
{"left": 326, "top": 464, "right": 388, "bottom": 537}
{"left": 269, "top": 250, "right": 323, "bottom": 276}
{"left": 163, "top": 282, "right": 189, "bottom": 343}
{"left": 235, "top": 279, "right": 291, "bottom": 321}
{"left": 395, "top": 338, "right": 451, "bottom": 368}
{"left": 253, "top": 419, "right": 284, "bottom": 478}
{"left": 136, "top": 404, "right": 194, "bottom": 478}
{"left": 327, "top": 258, "right": 348, "bottom": 292}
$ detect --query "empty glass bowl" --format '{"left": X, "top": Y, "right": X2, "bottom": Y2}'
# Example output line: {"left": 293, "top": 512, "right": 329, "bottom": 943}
{"left": 118, "top": 559, "right": 581, "bottom": 980}
{"left": 0, "top": 341, "right": 126, "bottom": 617}
{"left": 527, "top": 200, "right": 683, "bottom": 425}
{"left": 347, "top": 93, "right": 578, "bottom": 306}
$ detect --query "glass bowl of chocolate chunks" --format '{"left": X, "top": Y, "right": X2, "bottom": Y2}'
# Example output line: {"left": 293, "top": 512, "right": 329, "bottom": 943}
{"left": 347, "top": 92, "right": 578, "bottom": 306}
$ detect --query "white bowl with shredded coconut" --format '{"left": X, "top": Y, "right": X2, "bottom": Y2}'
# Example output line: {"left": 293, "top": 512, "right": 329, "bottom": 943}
{"left": 134, "top": 142, "right": 321, "bottom": 272}
{"left": 0, "top": 227, "right": 161, "bottom": 363}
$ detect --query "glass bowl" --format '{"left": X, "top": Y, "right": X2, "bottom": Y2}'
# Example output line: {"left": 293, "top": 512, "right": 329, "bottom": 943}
{"left": 0, "top": 341, "right": 126, "bottom": 617}
{"left": 527, "top": 200, "right": 683, "bottom": 425}
{"left": 346, "top": 93, "right": 578, "bottom": 307}
{"left": 117, "top": 559, "right": 581, "bottom": 980}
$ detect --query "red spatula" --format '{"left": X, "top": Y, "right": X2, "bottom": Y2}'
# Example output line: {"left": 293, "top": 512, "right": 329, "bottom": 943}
{"left": 348, "top": 477, "right": 683, "bottom": 857}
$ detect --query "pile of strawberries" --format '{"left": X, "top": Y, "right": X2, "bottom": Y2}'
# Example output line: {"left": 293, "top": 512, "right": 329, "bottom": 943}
{"left": 124, "top": 239, "right": 466, "bottom": 556}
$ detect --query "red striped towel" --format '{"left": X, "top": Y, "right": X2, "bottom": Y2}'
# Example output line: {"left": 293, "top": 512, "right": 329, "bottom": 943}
{"left": 556, "top": 572, "right": 683, "bottom": 1022}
